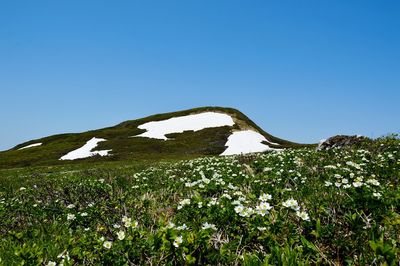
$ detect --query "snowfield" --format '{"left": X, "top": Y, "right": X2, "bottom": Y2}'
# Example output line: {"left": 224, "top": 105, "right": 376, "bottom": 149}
{"left": 135, "top": 112, "right": 235, "bottom": 140}
{"left": 60, "top": 137, "right": 111, "bottom": 160}
{"left": 221, "top": 130, "right": 278, "bottom": 156}
{"left": 18, "top": 143, "right": 42, "bottom": 150}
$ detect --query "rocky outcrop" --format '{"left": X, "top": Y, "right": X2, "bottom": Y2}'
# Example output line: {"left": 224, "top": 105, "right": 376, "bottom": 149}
{"left": 317, "top": 135, "right": 366, "bottom": 150}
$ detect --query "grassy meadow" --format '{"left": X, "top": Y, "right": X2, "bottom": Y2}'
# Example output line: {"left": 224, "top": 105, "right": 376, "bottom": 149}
{"left": 0, "top": 135, "right": 399, "bottom": 265}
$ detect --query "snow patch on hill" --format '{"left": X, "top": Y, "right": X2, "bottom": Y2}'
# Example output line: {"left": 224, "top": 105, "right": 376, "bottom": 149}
{"left": 18, "top": 143, "right": 42, "bottom": 150}
{"left": 135, "top": 112, "right": 235, "bottom": 140}
{"left": 221, "top": 130, "right": 278, "bottom": 156}
{"left": 60, "top": 137, "right": 111, "bottom": 160}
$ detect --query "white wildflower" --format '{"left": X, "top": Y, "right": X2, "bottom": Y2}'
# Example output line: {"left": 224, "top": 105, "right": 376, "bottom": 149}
{"left": 202, "top": 222, "right": 217, "bottom": 230}
{"left": 259, "top": 193, "right": 272, "bottom": 201}
{"left": 132, "top": 220, "right": 139, "bottom": 228}
{"left": 67, "top": 214, "right": 76, "bottom": 221}
{"left": 103, "top": 241, "right": 112, "bottom": 249}
{"left": 234, "top": 205, "right": 244, "bottom": 214}
{"left": 176, "top": 224, "right": 188, "bottom": 230}
{"left": 116, "top": 230, "right": 125, "bottom": 240}
{"left": 372, "top": 192, "right": 382, "bottom": 199}
{"left": 221, "top": 193, "right": 232, "bottom": 200}
{"left": 239, "top": 207, "right": 254, "bottom": 217}
{"left": 177, "top": 198, "right": 191, "bottom": 210}
{"left": 366, "top": 179, "right": 380, "bottom": 186}
{"left": 296, "top": 211, "right": 310, "bottom": 221}
{"left": 256, "top": 202, "right": 272, "bottom": 216}
{"left": 202, "top": 177, "right": 210, "bottom": 184}
{"left": 232, "top": 200, "right": 242, "bottom": 205}
{"left": 173, "top": 236, "right": 183, "bottom": 247}
{"left": 228, "top": 183, "right": 237, "bottom": 190}
{"left": 282, "top": 198, "right": 300, "bottom": 211}
{"left": 238, "top": 196, "right": 246, "bottom": 202}
{"left": 122, "top": 216, "right": 132, "bottom": 227}
{"left": 207, "top": 198, "right": 219, "bottom": 207}
{"left": 167, "top": 222, "right": 176, "bottom": 229}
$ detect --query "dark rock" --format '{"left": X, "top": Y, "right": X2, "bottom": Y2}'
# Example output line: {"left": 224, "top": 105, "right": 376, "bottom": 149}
{"left": 317, "top": 135, "right": 366, "bottom": 150}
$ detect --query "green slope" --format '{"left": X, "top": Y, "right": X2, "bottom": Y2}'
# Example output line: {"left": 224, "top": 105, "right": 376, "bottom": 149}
{"left": 0, "top": 107, "right": 312, "bottom": 169}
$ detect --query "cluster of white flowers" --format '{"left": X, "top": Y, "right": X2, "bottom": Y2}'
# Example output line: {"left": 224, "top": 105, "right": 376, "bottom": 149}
{"left": 296, "top": 211, "right": 310, "bottom": 221}
{"left": 176, "top": 223, "right": 188, "bottom": 230}
{"left": 177, "top": 198, "right": 191, "bottom": 210}
{"left": 259, "top": 193, "right": 272, "bottom": 201}
{"left": 116, "top": 230, "right": 125, "bottom": 240}
{"left": 122, "top": 216, "right": 131, "bottom": 227}
{"left": 346, "top": 161, "right": 362, "bottom": 170}
{"left": 353, "top": 176, "right": 364, "bottom": 187}
{"left": 237, "top": 206, "right": 254, "bottom": 217}
{"left": 67, "top": 213, "right": 76, "bottom": 221}
{"left": 282, "top": 198, "right": 310, "bottom": 221}
{"left": 233, "top": 193, "right": 273, "bottom": 217}
{"left": 207, "top": 198, "right": 219, "bottom": 207}
{"left": 256, "top": 193, "right": 273, "bottom": 216}
{"left": 282, "top": 198, "right": 300, "bottom": 211}
{"left": 330, "top": 174, "right": 351, "bottom": 188}
{"left": 324, "top": 167, "right": 383, "bottom": 191}
{"left": 46, "top": 250, "right": 70, "bottom": 266}
{"left": 372, "top": 192, "right": 382, "bottom": 199}
{"left": 366, "top": 179, "right": 380, "bottom": 186}
{"left": 255, "top": 202, "right": 272, "bottom": 216}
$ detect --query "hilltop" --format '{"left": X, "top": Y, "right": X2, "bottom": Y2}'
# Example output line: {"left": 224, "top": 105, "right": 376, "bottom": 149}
{"left": 0, "top": 107, "right": 310, "bottom": 169}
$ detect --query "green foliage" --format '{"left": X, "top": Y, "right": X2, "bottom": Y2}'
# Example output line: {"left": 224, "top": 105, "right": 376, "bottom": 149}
{"left": 0, "top": 136, "right": 399, "bottom": 265}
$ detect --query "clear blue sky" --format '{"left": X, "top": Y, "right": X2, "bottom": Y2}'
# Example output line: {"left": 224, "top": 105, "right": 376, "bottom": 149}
{"left": 1, "top": 1, "right": 399, "bottom": 150}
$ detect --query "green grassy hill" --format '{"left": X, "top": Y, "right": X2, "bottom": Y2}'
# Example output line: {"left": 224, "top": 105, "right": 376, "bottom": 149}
{"left": 0, "top": 107, "right": 312, "bottom": 169}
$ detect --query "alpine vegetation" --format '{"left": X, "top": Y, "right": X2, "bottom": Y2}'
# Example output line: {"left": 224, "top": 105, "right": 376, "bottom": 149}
{"left": 0, "top": 134, "right": 398, "bottom": 265}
